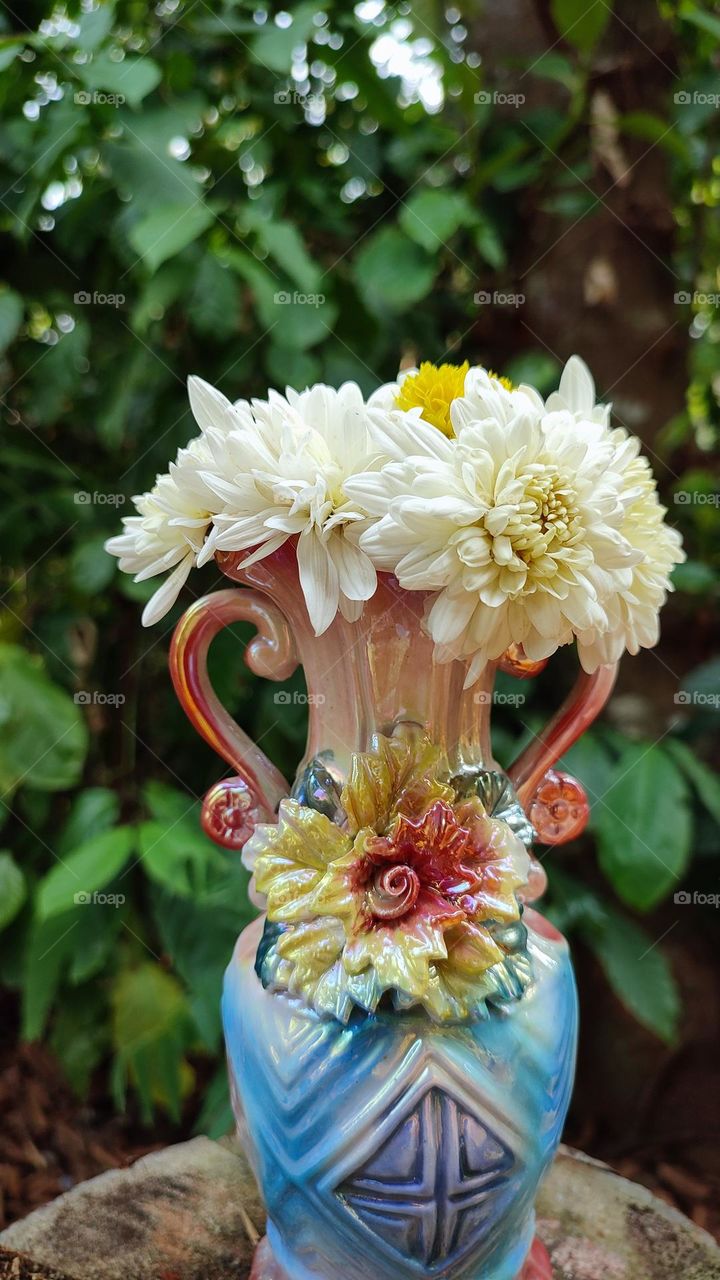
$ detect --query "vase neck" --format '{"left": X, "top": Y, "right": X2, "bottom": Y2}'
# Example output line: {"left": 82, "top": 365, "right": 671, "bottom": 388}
{"left": 218, "top": 546, "right": 496, "bottom": 781}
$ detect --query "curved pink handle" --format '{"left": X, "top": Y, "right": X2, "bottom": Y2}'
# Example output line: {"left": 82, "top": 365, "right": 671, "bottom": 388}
{"left": 505, "top": 656, "right": 618, "bottom": 845}
{"left": 169, "top": 589, "right": 299, "bottom": 847}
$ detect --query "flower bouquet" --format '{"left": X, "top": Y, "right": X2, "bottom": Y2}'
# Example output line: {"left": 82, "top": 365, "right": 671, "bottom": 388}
{"left": 108, "top": 357, "right": 683, "bottom": 1280}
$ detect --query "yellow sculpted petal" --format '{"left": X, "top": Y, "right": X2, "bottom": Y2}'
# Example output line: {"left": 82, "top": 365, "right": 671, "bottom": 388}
{"left": 341, "top": 726, "right": 453, "bottom": 835}
{"left": 276, "top": 917, "right": 345, "bottom": 990}
{"left": 442, "top": 920, "right": 504, "bottom": 975}
{"left": 252, "top": 799, "right": 350, "bottom": 925}
{"left": 343, "top": 918, "right": 449, "bottom": 998}
{"left": 311, "top": 844, "right": 365, "bottom": 926}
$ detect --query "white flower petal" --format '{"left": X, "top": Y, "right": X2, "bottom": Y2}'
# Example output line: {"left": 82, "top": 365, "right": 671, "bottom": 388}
{"left": 140, "top": 553, "right": 194, "bottom": 626}
{"left": 297, "top": 529, "right": 340, "bottom": 635}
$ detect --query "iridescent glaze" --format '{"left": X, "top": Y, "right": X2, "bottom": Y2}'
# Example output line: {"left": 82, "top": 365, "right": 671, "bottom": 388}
{"left": 169, "top": 546, "right": 618, "bottom": 1280}
{"left": 225, "top": 914, "right": 577, "bottom": 1280}
{"left": 245, "top": 727, "right": 532, "bottom": 1024}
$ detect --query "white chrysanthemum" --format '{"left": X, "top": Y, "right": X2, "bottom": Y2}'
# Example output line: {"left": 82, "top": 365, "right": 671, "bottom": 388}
{"left": 574, "top": 450, "right": 685, "bottom": 667}
{"left": 544, "top": 353, "right": 611, "bottom": 427}
{"left": 195, "top": 379, "right": 382, "bottom": 635}
{"left": 348, "top": 359, "right": 683, "bottom": 678}
{"left": 104, "top": 430, "right": 228, "bottom": 626}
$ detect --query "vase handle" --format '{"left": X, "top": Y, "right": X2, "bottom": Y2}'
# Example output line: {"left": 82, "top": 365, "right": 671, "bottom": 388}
{"left": 506, "top": 658, "right": 619, "bottom": 845}
{"left": 169, "top": 589, "right": 299, "bottom": 850}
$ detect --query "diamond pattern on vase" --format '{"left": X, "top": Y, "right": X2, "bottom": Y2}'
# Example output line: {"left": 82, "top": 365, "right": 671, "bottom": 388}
{"left": 337, "top": 1086, "right": 515, "bottom": 1268}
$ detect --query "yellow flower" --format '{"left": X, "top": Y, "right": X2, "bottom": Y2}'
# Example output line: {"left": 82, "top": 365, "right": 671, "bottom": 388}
{"left": 395, "top": 362, "right": 470, "bottom": 436}
{"left": 246, "top": 727, "right": 531, "bottom": 1022}
{"left": 395, "top": 362, "right": 514, "bottom": 437}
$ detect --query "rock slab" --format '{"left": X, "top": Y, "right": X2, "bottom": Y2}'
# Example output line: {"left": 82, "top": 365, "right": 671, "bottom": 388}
{"left": 1, "top": 1139, "right": 719, "bottom": 1280}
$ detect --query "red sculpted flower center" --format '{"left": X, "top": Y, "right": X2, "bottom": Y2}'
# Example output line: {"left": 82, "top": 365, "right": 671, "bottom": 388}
{"left": 355, "top": 800, "right": 488, "bottom": 929}
{"left": 367, "top": 864, "right": 420, "bottom": 920}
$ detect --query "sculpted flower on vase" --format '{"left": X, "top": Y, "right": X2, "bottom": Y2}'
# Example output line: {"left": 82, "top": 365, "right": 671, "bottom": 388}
{"left": 246, "top": 727, "right": 531, "bottom": 1023}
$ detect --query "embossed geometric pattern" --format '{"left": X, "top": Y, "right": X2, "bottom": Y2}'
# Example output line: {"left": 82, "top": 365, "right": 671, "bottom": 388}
{"left": 337, "top": 1086, "right": 515, "bottom": 1267}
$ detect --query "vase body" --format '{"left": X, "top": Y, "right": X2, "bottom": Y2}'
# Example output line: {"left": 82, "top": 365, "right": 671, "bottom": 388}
{"left": 169, "top": 544, "right": 617, "bottom": 1280}
{"left": 224, "top": 915, "right": 576, "bottom": 1280}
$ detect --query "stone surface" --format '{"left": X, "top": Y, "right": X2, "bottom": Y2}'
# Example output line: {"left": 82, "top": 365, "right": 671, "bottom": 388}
{"left": 0, "top": 1137, "right": 263, "bottom": 1280}
{"left": 1, "top": 1139, "right": 719, "bottom": 1280}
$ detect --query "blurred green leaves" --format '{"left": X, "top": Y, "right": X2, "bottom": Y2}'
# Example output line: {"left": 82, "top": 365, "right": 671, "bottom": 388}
{"left": 0, "top": 646, "right": 87, "bottom": 798}
{"left": 0, "top": 0, "right": 717, "bottom": 1126}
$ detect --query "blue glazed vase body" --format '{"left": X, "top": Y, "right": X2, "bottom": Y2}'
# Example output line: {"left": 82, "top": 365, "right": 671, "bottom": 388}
{"left": 223, "top": 916, "right": 578, "bottom": 1280}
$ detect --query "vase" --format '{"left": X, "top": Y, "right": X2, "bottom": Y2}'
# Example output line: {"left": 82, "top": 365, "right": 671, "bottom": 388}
{"left": 169, "top": 543, "right": 617, "bottom": 1280}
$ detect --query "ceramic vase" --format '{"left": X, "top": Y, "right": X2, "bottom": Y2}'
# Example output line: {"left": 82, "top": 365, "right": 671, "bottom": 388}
{"left": 169, "top": 545, "right": 617, "bottom": 1280}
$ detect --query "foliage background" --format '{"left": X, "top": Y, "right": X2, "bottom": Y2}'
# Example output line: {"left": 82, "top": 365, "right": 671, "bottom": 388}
{"left": 0, "top": 0, "right": 719, "bottom": 1210}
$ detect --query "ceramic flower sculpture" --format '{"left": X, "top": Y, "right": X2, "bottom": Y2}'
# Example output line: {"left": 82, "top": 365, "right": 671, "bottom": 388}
{"left": 108, "top": 357, "right": 683, "bottom": 1280}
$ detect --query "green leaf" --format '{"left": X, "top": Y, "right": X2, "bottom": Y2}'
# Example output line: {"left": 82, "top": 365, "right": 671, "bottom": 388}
{"left": 679, "top": 5, "right": 720, "bottom": 39}
{"left": 593, "top": 744, "right": 692, "bottom": 911}
{"left": 550, "top": 0, "right": 613, "bottom": 52}
{"left": 69, "top": 908, "right": 124, "bottom": 984}
{"left": 586, "top": 907, "right": 680, "bottom": 1043}
{"left": 70, "top": 535, "right": 116, "bottom": 593}
{"left": 138, "top": 817, "right": 222, "bottom": 898}
{"left": 558, "top": 729, "right": 617, "bottom": 820}
{"left": 111, "top": 963, "right": 190, "bottom": 1121}
{"left": 250, "top": 4, "right": 317, "bottom": 73}
{"left": 194, "top": 1064, "right": 233, "bottom": 1139}
{"left": 50, "top": 988, "right": 110, "bottom": 1096}
{"left": 399, "top": 190, "right": 474, "bottom": 253}
{"left": 143, "top": 781, "right": 194, "bottom": 826}
{"left": 112, "top": 962, "right": 187, "bottom": 1049}
{"left": 128, "top": 202, "right": 215, "bottom": 273}
{"left": 76, "top": 3, "right": 116, "bottom": 51}
{"left": 249, "top": 216, "right": 321, "bottom": 292}
{"left": 76, "top": 54, "right": 162, "bottom": 107}
{"left": 0, "top": 851, "right": 26, "bottom": 932}
{"left": 0, "top": 43, "right": 21, "bottom": 72}
{"left": 664, "top": 739, "right": 720, "bottom": 828}
{"left": 265, "top": 345, "right": 320, "bottom": 390}
{"left": 0, "top": 645, "right": 88, "bottom": 797}
{"left": 229, "top": 250, "right": 337, "bottom": 349}
{"left": 671, "top": 560, "right": 718, "bottom": 594}
{"left": 58, "top": 787, "right": 120, "bottom": 857}
{"left": 152, "top": 887, "right": 253, "bottom": 1048}
{"left": 26, "top": 321, "right": 90, "bottom": 425}
{"left": 37, "top": 826, "right": 135, "bottom": 920}
{"left": 22, "top": 912, "right": 79, "bottom": 1040}
{"left": 355, "top": 227, "right": 436, "bottom": 314}
{"left": 0, "top": 288, "right": 23, "bottom": 355}
{"left": 189, "top": 255, "right": 240, "bottom": 339}
{"left": 544, "top": 865, "right": 607, "bottom": 937}
{"left": 473, "top": 215, "right": 507, "bottom": 269}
